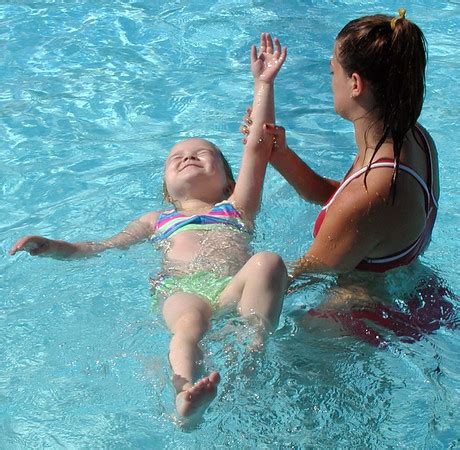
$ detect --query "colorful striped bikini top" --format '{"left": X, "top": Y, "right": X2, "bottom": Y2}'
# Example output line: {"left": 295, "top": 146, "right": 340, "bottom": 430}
{"left": 151, "top": 201, "right": 251, "bottom": 242}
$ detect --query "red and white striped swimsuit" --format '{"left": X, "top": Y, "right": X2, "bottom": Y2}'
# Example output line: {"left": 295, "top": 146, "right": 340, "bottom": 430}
{"left": 313, "top": 125, "right": 438, "bottom": 272}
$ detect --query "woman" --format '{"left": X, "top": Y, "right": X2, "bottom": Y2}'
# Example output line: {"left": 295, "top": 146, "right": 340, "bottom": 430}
{"left": 245, "top": 12, "right": 455, "bottom": 345}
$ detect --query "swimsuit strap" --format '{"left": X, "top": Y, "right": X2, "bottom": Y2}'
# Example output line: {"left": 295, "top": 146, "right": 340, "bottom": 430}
{"left": 414, "top": 123, "right": 439, "bottom": 209}
{"left": 323, "top": 159, "right": 432, "bottom": 212}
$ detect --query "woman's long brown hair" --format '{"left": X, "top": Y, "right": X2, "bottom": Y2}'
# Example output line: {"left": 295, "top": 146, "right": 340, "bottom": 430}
{"left": 336, "top": 14, "right": 427, "bottom": 201}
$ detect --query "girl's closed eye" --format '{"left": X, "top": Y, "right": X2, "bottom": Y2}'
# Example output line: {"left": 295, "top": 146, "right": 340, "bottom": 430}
{"left": 168, "top": 153, "right": 183, "bottom": 162}
{"left": 197, "top": 149, "right": 213, "bottom": 157}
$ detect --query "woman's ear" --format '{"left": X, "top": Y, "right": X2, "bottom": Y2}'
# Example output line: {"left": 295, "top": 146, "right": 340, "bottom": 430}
{"left": 350, "top": 72, "right": 365, "bottom": 98}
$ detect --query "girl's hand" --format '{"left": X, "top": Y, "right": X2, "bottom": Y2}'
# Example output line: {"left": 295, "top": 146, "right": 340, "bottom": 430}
{"left": 9, "top": 235, "right": 55, "bottom": 256}
{"left": 251, "top": 33, "right": 287, "bottom": 84}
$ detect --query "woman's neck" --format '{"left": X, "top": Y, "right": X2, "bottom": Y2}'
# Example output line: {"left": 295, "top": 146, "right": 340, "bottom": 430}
{"left": 353, "top": 116, "right": 393, "bottom": 166}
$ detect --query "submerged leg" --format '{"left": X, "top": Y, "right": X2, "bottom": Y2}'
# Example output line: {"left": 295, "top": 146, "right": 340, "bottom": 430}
{"left": 219, "top": 251, "right": 288, "bottom": 345}
{"left": 162, "top": 293, "right": 220, "bottom": 418}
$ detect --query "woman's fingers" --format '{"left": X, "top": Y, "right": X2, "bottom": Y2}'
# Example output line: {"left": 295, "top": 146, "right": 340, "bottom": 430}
{"left": 240, "top": 124, "right": 249, "bottom": 135}
{"left": 263, "top": 123, "right": 286, "bottom": 151}
{"left": 243, "top": 113, "right": 252, "bottom": 125}
{"left": 240, "top": 106, "right": 253, "bottom": 136}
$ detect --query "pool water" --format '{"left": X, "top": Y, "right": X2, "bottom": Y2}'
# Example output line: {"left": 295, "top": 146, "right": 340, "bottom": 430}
{"left": 1, "top": 1, "right": 459, "bottom": 448}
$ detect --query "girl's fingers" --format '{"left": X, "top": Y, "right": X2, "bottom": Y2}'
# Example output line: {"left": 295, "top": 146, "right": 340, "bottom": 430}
{"left": 259, "top": 32, "right": 266, "bottom": 53}
{"left": 280, "top": 46, "right": 287, "bottom": 64}
{"left": 274, "top": 37, "right": 281, "bottom": 58}
{"left": 9, "top": 237, "right": 31, "bottom": 254}
{"left": 266, "top": 33, "right": 274, "bottom": 52}
{"left": 250, "top": 44, "right": 257, "bottom": 64}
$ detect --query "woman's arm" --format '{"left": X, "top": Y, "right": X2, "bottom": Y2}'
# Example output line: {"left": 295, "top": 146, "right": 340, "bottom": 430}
{"left": 230, "top": 33, "right": 287, "bottom": 222}
{"left": 290, "top": 172, "right": 392, "bottom": 277}
{"left": 9, "top": 211, "right": 158, "bottom": 258}
{"left": 253, "top": 121, "right": 339, "bottom": 205}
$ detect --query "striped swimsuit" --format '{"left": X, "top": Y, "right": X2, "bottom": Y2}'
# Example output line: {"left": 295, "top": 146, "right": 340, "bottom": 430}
{"left": 152, "top": 201, "right": 250, "bottom": 242}
{"left": 313, "top": 124, "right": 438, "bottom": 272}
{"left": 150, "top": 201, "right": 250, "bottom": 306}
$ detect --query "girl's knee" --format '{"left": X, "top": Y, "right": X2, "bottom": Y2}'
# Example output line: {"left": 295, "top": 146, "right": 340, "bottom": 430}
{"left": 162, "top": 292, "right": 212, "bottom": 329}
{"left": 251, "top": 251, "right": 287, "bottom": 277}
{"left": 173, "top": 308, "right": 210, "bottom": 340}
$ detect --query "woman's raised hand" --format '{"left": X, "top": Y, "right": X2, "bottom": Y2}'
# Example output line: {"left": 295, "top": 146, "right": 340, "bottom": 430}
{"left": 251, "top": 32, "right": 287, "bottom": 83}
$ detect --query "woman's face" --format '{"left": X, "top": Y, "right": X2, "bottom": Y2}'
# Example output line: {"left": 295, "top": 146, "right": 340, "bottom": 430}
{"left": 330, "top": 42, "right": 353, "bottom": 120}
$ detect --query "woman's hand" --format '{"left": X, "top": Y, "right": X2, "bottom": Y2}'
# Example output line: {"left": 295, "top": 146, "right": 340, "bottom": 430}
{"left": 241, "top": 113, "right": 287, "bottom": 155}
{"left": 262, "top": 122, "right": 288, "bottom": 155}
{"left": 251, "top": 32, "right": 287, "bottom": 84}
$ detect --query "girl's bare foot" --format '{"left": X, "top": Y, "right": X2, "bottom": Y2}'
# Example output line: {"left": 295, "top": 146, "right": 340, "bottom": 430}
{"left": 175, "top": 371, "right": 221, "bottom": 418}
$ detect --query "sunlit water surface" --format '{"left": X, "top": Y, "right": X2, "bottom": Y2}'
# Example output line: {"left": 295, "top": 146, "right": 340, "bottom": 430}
{"left": 1, "top": 1, "right": 459, "bottom": 448}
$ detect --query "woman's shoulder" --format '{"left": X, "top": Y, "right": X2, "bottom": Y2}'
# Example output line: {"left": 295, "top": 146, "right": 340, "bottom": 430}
{"left": 345, "top": 163, "right": 396, "bottom": 203}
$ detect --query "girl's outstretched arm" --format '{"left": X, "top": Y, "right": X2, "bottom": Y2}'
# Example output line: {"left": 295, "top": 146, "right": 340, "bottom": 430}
{"left": 230, "top": 33, "right": 287, "bottom": 223}
{"left": 9, "top": 211, "right": 159, "bottom": 258}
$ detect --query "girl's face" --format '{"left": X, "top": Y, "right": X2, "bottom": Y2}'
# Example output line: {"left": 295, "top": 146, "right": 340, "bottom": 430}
{"left": 164, "top": 138, "right": 229, "bottom": 202}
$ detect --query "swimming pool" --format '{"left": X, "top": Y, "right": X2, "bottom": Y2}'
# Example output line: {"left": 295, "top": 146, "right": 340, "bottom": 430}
{"left": 1, "top": 0, "right": 459, "bottom": 447}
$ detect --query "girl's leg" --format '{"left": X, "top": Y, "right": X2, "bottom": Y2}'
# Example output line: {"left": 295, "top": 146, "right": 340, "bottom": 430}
{"left": 162, "top": 292, "right": 220, "bottom": 417}
{"left": 218, "top": 251, "right": 288, "bottom": 340}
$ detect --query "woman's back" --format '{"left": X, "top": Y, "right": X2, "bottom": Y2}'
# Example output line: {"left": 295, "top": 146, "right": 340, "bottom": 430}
{"left": 351, "top": 124, "right": 439, "bottom": 267}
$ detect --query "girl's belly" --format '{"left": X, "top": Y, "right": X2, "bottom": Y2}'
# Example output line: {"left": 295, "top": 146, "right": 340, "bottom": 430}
{"left": 158, "top": 229, "right": 252, "bottom": 277}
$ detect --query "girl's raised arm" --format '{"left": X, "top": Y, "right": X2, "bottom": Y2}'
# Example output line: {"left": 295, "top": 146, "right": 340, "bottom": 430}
{"left": 230, "top": 33, "right": 286, "bottom": 223}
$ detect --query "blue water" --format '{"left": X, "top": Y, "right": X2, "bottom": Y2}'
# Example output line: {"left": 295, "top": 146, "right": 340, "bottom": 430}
{"left": 1, "top": 1, "right": 459, "bottom": 448}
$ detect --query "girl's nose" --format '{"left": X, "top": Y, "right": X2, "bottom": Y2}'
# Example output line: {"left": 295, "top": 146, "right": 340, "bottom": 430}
{"left": 183, "top": 154, "right": 198, "bottom": 161}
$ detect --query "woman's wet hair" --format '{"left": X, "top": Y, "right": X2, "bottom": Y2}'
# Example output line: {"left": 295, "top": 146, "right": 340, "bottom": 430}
{"left": 336, "top": 12, "right": 427, "bottom": 199}
{"left": 163, "top": 141, "right": 236, "bottom": 203}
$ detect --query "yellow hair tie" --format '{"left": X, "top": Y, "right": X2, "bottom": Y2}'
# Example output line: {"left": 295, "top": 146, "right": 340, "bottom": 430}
{"left": 390, "top": 8, "right": 406, "bottom": 30}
